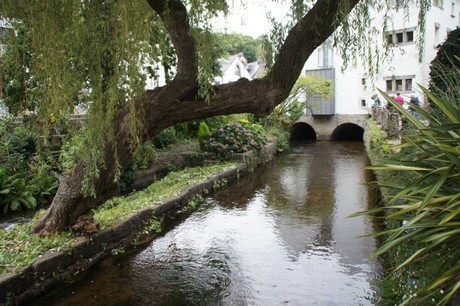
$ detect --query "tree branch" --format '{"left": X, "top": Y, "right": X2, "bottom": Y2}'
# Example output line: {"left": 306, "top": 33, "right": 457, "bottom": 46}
{"left": 146, "top": 0, "right": 197, "bottom": 82}
{"left": 267, "top": 0, "right": 360, "bottom": 94}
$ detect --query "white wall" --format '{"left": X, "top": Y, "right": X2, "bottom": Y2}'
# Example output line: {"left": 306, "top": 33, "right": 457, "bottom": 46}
{"left": 216, "top": 56, "right": 252, "bottom": 84}
{"left": 303, "top": 1, "right": 460, "bottom": 113}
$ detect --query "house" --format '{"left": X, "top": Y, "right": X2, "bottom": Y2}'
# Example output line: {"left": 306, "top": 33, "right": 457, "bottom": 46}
{"left": 215, "top": 52, "right": 253, "bottom": 84}
{"left": 0, "top": 19, "right": 12, "bottom": 116}
{"left": 293, "top": 1, "right": 460, "bottom": 140}
{"left": 0, "top": 19, "right": 11, "bottom": 53}
{"left": 246, "top": 59, "right": 266, "bottom": 79}
{"left": 303, "top": 1, "right": 460, "bottom": 115}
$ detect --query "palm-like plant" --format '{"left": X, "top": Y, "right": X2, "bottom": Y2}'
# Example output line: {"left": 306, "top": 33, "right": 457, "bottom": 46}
{"left": 355, "top": 73, "right": 460, "bottom": 304}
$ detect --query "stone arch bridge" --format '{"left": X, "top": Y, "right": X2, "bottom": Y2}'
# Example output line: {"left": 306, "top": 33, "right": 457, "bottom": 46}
{"left": 291, "top": 114, "right": 370, "bottom": 141}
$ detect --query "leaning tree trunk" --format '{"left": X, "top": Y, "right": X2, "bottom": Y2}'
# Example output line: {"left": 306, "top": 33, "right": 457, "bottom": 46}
{"left": 32, "top": 0, "right": 360, "bottom": 235}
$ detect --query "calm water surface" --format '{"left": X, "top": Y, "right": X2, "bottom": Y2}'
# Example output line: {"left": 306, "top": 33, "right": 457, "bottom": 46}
{"left": 34, "top": 141, "right": 382, "bottom": 305}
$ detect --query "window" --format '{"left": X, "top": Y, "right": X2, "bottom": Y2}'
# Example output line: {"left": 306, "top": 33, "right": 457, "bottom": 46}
{"left": 361, "top": 78, "right": 366, "bottom": 86}
{"left": 406, "top": 31, "right": 414, "bottom": 42}
{"left": 395, "top": 79, "right": 403, "bottom": 91}
{"left": 386, "top": 80, "right": 393, "bottom": 92}
{"left": 234, "top": 64, "right": 241, "bottom": 77}
{"left": 323, "top": 45, "right": 329, "bottom": 68}
{"left": 434, "top": 23, "right": 440, "bottom": 48}
{"left": 386, "top": 29, "right": 416, "bottom": 46}
{"left": 433, "top": 0, "right": 443, "bottom": 8}
{"left": 361, "top": 99, "right": 366, "bottom": 107}
{"left": 405, "top": 79, "right": 412, "bottom": 91}
{"left": 321, "top": 38, "right": 333, "bottom": 68}
{"left": 385, "top": 76, "right": 415, "bottom": 94}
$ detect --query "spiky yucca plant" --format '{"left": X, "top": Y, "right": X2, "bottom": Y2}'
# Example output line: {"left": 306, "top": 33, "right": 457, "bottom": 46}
{"left": 354, "top": 71, "right": 460, "bottom": 305}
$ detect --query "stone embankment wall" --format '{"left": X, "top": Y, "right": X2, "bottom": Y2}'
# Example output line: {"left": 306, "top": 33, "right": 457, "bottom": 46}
{"left": 0, "top": 142, "right": 278, "bottom": 305}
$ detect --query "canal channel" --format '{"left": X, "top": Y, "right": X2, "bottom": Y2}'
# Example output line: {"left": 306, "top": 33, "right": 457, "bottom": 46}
{"left": 32, "top": 141, "right": 382, "bottom": 305}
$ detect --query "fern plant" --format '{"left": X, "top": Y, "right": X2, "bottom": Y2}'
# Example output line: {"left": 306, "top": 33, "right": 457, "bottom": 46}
{"left": 354, "top": 76, "right": 460, "bottom": 305}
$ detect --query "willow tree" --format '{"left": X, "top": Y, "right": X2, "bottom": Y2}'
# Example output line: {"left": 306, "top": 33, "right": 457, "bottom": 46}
{"left": 0, "top": 0, "right": 431, "bottom": 234}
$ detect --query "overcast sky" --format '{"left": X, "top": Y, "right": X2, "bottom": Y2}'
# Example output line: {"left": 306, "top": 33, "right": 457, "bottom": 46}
{"left": 213, "top": 1, "right": 288, "bottom": 38}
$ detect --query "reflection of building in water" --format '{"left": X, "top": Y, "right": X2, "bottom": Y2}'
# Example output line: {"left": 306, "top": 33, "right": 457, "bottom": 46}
{"left": 267, "top": 142, "right": 379, "bottom": 271}
{"left": 332, "top": 145, "right": 379, "bottom": 265}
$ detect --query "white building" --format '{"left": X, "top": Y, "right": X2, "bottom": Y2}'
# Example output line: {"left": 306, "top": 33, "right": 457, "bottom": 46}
{"left": 0, "top": 19, "right": 12, "bottom": 116}
{"left": 215, "top": 52, "right": 253, "bottom": 84}
{"left": 0, "top": 19, "right": 11, "bottom": 52}
{"left": 145, "top": 52, "right": 264, "bottom": 89}
{"left": 303, "top": 0, "right": 460, "bottom": 115}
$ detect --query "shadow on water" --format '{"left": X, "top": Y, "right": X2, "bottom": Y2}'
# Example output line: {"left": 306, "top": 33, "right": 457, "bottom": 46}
{"left": 30, "top": 141, "right": 382, "bottom": 306}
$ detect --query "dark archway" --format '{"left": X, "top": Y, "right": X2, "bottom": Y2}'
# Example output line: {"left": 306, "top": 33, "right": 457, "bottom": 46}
{"left": 331, "top": 123, "right": 364, "bottom": 141}
{"left": 290, "top": 122, "right": 317, "bottom": 140}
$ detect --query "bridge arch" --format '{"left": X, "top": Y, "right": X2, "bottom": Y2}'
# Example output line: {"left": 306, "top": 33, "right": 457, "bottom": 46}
{"left": 330, "top": 123, "right": 364, "bottom": 141}
{"left": 295, "top": 114, "right": 369, "bottom": 140}
{"left": 290, "top": 122, "right": 317, "bottom": 140}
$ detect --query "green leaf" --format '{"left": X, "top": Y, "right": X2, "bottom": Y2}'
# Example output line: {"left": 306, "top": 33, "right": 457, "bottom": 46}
{"left": 0, "top": 189, "right": 11, "bottom": 194}
{"left": 395, "top": 247, "right": 426, "bottom": 270}
{"left": 10, "top": 200, "right": 20, "bottom": 211}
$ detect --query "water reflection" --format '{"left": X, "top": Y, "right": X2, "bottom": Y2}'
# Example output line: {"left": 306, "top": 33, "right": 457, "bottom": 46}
{"left": 33, "top": 141, "right": 381, "bottom": 306}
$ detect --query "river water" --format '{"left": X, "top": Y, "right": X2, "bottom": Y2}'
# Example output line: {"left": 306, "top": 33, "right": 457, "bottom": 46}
{"left": 33, "top": 141, "right": 382, "bottom": 306}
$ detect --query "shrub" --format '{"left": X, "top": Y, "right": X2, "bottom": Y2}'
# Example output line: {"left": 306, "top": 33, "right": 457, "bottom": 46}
{"left": 203, "top": 122, "right": 268, "bottom": 160}
{"left": 0, "top": 125, "right": 37, "bottom": 172}
{"left": 356, "top": 76, "right": 460, "bottom": 305}
{"left": 0, "top": 120, "right": 58, "bottom": 214}
{"left": 152, "top": 126, "right": 183, "bottom": 148}
{"left": 197, "top": 121, "right": 211, "bottom": 149}
{"left": 0, "top": 167, "right": 37, "bottom": 213}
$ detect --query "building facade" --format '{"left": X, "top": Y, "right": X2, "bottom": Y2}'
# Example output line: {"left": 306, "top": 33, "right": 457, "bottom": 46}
{"left": 303, "top": 0, "right": 460, "bottom": 115}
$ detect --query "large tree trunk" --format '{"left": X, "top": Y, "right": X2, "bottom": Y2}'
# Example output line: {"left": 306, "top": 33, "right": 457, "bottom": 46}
{"left": 32, "top": 0, "right": 360, "bottom": 235}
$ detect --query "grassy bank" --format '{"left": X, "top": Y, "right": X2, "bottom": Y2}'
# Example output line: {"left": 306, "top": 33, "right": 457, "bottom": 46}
{"left": 0, "top": 162, "right": 238, "bottom": 274}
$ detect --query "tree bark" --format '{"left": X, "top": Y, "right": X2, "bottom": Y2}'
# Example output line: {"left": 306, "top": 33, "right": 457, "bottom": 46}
{"left": 32, "top": 0, "right": 360, "bottom": 235}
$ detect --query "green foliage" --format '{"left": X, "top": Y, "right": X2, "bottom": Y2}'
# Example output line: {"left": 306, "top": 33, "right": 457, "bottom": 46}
{"left": 179, "top": 194, "right": 205, "bottom": 214}
{"left": 0, "top": 168, "right": 36, "bottom": 213}
{"left": 0, "top": 161, "right": 238, "bottom": 273}
{"left": 203, "top": 122, "right": 268, "bottom": 160}
{"left": 93, "top": 163, "right": 237, "bottom": 227}
{"left": 0, "top": 23, "right": 35, "bottom": 115}
{"left": 0, "top": 120, "right": 58, "bottom": 214}
{"left": 0, "top": 119, "right": 36, "bottom": 169}
{"left": 429, "top": 28, "right": 460, "bottom": 92}
{"left": 264, "top": 125, "right": 290, "bottom": 153}
{"left": 261, "top": 73, "right": 334, "bottom": 132}
{"left": 365, "top": 120, "right": 394, "bottom": 159}
{"left": 0, "top": 0, "right": 434, "bottom": 198}
{"left": 0, "top": 163, "right": 58, "bottom": 214}
{"left": 213, "top": 33, "right": 263, "bottom": 62}
{"left": 0, "top": 1, "right": 157, "bottom": 196}
{"left": 0, "top": 222, "right": 71, "bottom": 273}
{"left": 429, "top": 28, "right": 460, "bottom": 118}
{"left": 356, "top": 69, "right": 460, "bottom": 305}
{"left": 151, "top": 127, "right": 181, "bottom": 149}
{"left": 132, "top": 141, "right": 157, "bottom": 170}
{"left": 111, "top": 247, "right": 125, "bottom": 256}
{"left": 197, "top": 121, "right": 212, "bottom": 149}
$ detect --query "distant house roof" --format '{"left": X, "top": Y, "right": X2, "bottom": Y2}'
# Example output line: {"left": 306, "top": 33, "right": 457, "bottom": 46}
{"left": 216, "top": 53, "right": 266, "bottom": 84}
{"left": 0, "top": 19, "right": 12, "bottom": 28}
{"left": 246, "top": 59, "right": 266, "bottom": 79}
{"left": 218, "top": 53, "right": 247, "bottom": 74}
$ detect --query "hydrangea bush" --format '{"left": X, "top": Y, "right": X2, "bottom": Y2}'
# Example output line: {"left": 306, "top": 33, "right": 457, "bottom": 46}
{"left": 203, "top": 122, "right": 268, "bottom": 160}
